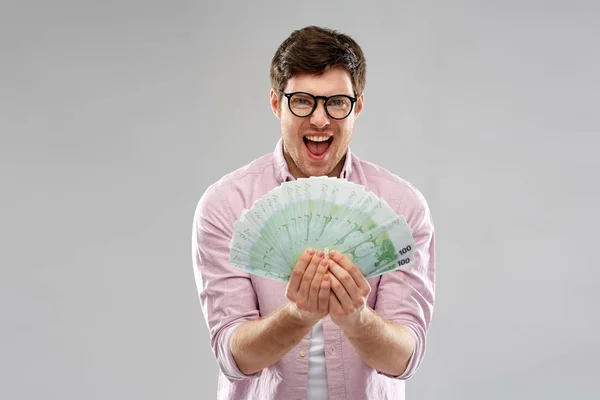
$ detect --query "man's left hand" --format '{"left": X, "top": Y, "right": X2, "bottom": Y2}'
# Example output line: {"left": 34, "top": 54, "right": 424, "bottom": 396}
{"left": 326, "top": 250, "right": 372, "bottom": 333}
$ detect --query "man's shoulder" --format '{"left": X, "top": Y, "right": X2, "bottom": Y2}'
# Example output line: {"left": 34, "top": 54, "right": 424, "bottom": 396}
{"left": 358, "top": 158, "right": 426, "bottom": 202}
{"left": 195, "top": 152, "right": 276, "bottom": 215}
{"left": 207, "top": 153, "right": 274, "bottom": 192}
{"left": 357, "top": 157, "right": 433, "bottom": 230}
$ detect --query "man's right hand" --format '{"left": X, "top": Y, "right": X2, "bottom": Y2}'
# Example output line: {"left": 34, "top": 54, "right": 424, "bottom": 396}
{"left": 230, "top": 248, "right": 332, "bottom": 375}
{"left": 285, "top": 249, "right": 331, "bottom": 324}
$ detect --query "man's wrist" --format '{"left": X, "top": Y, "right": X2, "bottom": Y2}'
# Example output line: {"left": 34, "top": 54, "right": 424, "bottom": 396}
{"left": 341, "top": 307, "right": 378, "bottom": 339}
{"left": 283, "top": 301, "right": 320, "bottom": 328}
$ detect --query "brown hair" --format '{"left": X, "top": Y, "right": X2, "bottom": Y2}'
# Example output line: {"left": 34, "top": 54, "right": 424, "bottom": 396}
{"left": 270, "top": 26, "right": 367, "bottom": 97}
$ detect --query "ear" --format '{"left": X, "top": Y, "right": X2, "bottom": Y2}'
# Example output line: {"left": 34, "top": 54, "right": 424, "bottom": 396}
{"left": 270, "top": 89, "right": 282, "bottom": 120}
{"left": 354, "top": 93, "right": 364, "bottom": 119}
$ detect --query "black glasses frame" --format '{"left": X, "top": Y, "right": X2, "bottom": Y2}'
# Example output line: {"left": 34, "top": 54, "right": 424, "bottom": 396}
{"left": 280, "top": 91, "right": 357, "bottom": 120}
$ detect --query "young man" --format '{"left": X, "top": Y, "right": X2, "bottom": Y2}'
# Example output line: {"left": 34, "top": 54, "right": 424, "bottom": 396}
{"left": 192, "top": 26, "right": 436, "bottom": 400}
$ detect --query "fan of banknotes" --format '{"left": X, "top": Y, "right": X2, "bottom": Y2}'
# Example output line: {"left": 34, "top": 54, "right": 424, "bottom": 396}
{"left": 228, "top": 176, "right": 416, "bottom": 283}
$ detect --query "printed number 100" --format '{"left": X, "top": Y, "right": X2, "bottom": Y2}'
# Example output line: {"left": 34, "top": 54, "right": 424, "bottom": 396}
{"left": 397, "top": 245, "right": 412, "bottom": 266}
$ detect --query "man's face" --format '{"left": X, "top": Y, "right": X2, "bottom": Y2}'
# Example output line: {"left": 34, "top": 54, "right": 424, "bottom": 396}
{"left": 270, "top": 67, "right": 364, "bottom": 178}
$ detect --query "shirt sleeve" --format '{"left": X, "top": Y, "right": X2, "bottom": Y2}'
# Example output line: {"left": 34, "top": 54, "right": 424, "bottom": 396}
{"left": 191, "top": 183, "right": 263, "bottom": 382}
{"left": 374, "top": 185, "right": 436, "bottom": 380}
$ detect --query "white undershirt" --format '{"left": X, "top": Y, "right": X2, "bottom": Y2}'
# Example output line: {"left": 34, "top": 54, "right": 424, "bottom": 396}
{"left": 307, "top": 319, "right": 328, "bottom": 399}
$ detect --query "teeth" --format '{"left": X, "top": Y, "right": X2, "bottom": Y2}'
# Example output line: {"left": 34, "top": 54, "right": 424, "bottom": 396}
{"left": 305, "top": 135, "right": 330, "bottom": 142}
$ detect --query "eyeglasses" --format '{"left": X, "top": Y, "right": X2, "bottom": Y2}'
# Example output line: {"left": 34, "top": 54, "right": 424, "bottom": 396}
{"left": 280, "top": 91, "right": 357, "bottom": 120}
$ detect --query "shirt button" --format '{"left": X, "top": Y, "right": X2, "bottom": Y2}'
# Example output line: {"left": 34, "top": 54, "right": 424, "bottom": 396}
{"left": 299, "top": 350, "right": 306, "bottom": 357}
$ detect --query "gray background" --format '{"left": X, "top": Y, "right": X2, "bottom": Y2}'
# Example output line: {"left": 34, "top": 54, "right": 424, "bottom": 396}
{"left": 1, "top": 0, "right": 598, "bottom": 399}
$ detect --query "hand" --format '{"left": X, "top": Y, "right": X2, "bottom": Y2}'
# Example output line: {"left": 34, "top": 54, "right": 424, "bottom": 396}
{"left": 285, "top": 249, "right": 331, "bottom": 324}
{"left": 327, "top": 250, "right": 372, "bottom": 332}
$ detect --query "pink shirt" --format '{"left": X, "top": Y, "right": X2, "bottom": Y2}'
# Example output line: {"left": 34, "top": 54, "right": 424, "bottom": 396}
{"left": 192, "top": 139, "right": 436, "bottom": 400}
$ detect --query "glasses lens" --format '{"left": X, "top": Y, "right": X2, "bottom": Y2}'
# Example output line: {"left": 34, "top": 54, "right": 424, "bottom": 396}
{"left": 326, "top": 96, "right": 353, "bottom": 119}
{"left": 288, "top": 93, "right": 315, "bottom": 117}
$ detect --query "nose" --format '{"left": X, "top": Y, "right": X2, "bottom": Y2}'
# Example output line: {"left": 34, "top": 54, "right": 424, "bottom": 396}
{"left": 309, "top": 100, "right": 330, "bottom": 129}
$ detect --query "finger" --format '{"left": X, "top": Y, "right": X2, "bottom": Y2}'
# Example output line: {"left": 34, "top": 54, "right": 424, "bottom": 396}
{"left": 286, "top": 248, "right": 314, "bottom": 299}
{"left": 329, "top": 250, "right": 370, "bottom": 293}
{"left": 318, "top": 272, "right": 331, "bottom": 314}
{"left": 308, "top": 257, "right": 329, "bottom": 310}
{"left": 297, "top": 250, "right": 324, "bottom": 309}
{"left": 329, "top": 288, "right": 344, "bottom": 318}
{"left": 328, "top": 272, "right": 355, "bottom": 314}
{"left": 327, "top": 258, "right": 361, "bottom": 303}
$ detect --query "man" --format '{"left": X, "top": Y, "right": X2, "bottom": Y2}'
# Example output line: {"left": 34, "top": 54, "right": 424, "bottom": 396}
{"left": 192, "top": 25, "right": 435, "bottom": 400}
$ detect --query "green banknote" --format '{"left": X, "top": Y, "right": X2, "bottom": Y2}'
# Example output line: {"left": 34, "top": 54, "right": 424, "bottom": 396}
{"left": 229, "top": 176, "right": 417, "bottom": 283}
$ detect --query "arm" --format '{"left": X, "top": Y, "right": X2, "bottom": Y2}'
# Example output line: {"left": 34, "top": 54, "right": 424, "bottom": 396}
{"left": 231, "top": 249, "right": 332, "bottom": 374}
{"left": 327, "top": 188, "right": 436, "bottom": 379}
{"left": 192, "top": 187, "right": 262, "bottom": 381}
{"left": 229, "top": 302, "right": 314, "bottom": 375}
{"left": 193, "top": 187, "right": 332, "bottom": 380}
{"left": 347, "top": 310, "right": 415, "bottom": 377}
{"left": 329, "top": 287, "right": 415, "bottom": 376}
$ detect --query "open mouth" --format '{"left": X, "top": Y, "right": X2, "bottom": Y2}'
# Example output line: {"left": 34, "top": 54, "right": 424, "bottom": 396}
{"left": 303, "top": 135, "right": 333, "bottom": 159}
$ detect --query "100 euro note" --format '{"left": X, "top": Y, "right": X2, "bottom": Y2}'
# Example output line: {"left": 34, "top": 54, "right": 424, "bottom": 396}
{"left": 228, "top": 177, "right": 417, "bottom": 283}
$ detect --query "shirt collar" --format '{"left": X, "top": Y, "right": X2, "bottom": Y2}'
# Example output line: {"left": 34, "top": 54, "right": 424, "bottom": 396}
{"left": 273, "top": 137, "right": 353, "bottom": 183}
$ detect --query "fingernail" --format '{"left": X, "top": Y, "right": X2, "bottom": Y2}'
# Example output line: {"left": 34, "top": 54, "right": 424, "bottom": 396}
{"left": 316, "top": 250, "right": 324, "bottom": 258}
{"left": 329, "top": 250, "right": 337, "bottom": 257}
{"left": 321, "top": 258, "right": 328, "bottom": 266}
{"left": 324, "top": 274, "right": 330, "bottom": 281}
{"left": 307, "top": 249, "right": 314, "bottom": 255}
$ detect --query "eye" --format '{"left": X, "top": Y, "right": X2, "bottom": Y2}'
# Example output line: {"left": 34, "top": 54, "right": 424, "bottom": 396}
{"left": 328, "top": 97, "right": 350, "bottom": 108}
{"left": 293, "top": 98, "right": 311, "bottom": 105}
{"left": 290, "top": 94, "right": 315, "bottom": 109}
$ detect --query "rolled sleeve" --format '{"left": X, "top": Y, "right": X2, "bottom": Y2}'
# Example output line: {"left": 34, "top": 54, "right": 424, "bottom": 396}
{"left": 191, "top": 184, "right": 262, "bottom": 382}
{"left": 374, "top": 187, "right": 436, "bottom": 380}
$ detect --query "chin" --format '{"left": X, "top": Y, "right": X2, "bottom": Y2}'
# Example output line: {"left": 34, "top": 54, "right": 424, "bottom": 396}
{"left": 286, "top": 144, "right": 343, "bottom": 178}
{"left": 300, "top": 163, "right": 335, "bottom": 178}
